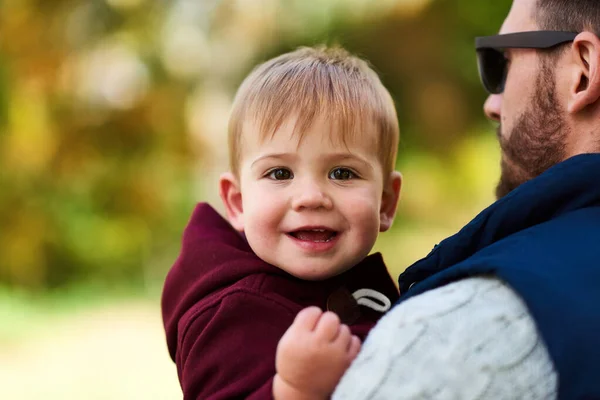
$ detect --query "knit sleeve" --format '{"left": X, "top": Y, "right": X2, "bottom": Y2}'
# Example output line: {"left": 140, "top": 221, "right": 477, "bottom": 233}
{"left": 332, "top": 276, "right": 557, "bottom": 399}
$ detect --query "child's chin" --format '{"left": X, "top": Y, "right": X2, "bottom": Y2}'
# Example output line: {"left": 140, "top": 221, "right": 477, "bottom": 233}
{"left": 283, "top": 261, "right": 348, "bottom": 281}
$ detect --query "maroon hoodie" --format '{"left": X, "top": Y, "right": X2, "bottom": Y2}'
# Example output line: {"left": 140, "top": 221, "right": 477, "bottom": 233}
{"left": 162, "top": 203, "right": 399, "bottom": 399}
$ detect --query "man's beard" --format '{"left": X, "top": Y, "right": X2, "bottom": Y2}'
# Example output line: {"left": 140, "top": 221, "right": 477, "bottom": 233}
{"left": 495, "top": 60, "right": 568, "bottom": 199}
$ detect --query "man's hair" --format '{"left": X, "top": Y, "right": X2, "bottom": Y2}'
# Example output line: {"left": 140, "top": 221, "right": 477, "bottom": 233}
{"left": 534, "top": 0, "right": 600, "bottom": 64}
{"left": 227, "top": 46, "right": 399, "bottom": 179}
{"left": 535, "top": 0, "right": 600, "bottom": 35}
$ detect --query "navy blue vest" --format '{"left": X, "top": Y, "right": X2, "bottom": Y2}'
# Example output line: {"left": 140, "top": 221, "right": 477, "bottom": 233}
{"left": 396, "top": 154, "right": 600, "bottom": 400}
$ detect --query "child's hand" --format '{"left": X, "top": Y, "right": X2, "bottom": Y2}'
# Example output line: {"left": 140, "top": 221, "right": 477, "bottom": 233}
{"left": 273, "top": 306, "right": 361, "bottom": 400}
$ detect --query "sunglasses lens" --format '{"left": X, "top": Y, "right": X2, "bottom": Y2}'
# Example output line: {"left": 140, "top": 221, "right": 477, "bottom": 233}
{"left": 476, "top": 49, "right": 507, "bottom": 94}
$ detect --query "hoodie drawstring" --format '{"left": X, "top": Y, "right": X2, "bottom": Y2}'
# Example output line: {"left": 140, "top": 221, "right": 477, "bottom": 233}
{"left": 352, "top": 289, "right": 391, "bottom": 313}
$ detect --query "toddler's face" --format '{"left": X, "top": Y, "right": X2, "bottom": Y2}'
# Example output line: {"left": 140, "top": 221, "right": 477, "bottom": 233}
{"left": 230, "top": 116, "right": 393, "bottom": 280}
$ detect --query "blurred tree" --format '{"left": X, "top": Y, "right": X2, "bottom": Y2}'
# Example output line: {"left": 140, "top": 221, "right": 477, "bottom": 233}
{"left": 0, "top": 0, "right": 512, "bottom": 291}
{"left": 0, "top": 0, "right": 195, "bottom": 289}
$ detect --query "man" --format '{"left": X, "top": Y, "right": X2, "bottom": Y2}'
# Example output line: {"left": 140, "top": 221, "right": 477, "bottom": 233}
{"left": 333, "top": 0, "right": 600, "bottom": 398}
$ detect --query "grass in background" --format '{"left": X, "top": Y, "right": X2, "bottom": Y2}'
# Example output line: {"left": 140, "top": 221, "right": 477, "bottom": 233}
{"left": 0, "top": 284, "right": 181, "bottom": 400}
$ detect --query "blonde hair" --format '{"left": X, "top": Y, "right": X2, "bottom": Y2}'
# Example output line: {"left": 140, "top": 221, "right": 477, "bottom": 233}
{"left": 228, "top": 46, "right": 399, "bottom": 179}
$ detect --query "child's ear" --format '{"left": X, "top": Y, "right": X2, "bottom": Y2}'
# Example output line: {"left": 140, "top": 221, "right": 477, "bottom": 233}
{"left": 379, "top": 171, "right": 402, "bottom": 232}
{"left": 219, "top": 172, "right": 244, "bottom": 231}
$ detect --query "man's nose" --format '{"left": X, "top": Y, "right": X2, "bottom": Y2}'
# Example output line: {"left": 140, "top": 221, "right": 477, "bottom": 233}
{"left": 484, "top": 94, "right": 502, "bottom": 122}
{"left": 291, "top": 181, "right": 333, "bottom": 211}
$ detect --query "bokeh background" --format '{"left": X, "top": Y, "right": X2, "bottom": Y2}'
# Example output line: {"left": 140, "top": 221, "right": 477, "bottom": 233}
{"left": 0, "top": 0, "right": 513, "bottom": 398}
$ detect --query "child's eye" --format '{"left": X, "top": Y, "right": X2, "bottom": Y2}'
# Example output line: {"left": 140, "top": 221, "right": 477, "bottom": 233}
{"left": 329, "top": 168, "right": 357, "bottom": 180}
{"left": 267, "top": 168, "right": 293, "bottom": 180}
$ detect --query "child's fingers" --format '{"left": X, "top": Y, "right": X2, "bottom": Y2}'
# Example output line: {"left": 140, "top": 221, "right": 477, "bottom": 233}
{"left": 293, "top": 306, "right": 323, "bottom": 331}
{"left": 336, "top": 323, "right": 352, "bottom": 346}
{"left": 347, "top": 335, "right": 361, "bottom": 359}
{"left": 315, "top": 311, "right": 341, "bottom": 340}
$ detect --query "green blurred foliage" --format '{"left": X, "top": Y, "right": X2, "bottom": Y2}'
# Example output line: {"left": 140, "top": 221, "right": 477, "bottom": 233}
{"left": 0, "top": 0, "right": 513, "bottom": 291}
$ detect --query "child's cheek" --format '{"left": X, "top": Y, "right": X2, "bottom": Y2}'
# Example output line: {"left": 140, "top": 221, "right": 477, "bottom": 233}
{"left": 341, "top": 190, "right": 381, "bottom": 232}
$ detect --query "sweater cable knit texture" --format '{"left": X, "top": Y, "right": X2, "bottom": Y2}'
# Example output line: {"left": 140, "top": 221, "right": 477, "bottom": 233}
{"left": 333, "top": 277, "right": 557, "bottom": 400}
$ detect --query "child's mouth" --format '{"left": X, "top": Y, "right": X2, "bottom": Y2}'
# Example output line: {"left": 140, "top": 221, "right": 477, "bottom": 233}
{"left": 288, "top": 229, "right": 338, "bottom": 242}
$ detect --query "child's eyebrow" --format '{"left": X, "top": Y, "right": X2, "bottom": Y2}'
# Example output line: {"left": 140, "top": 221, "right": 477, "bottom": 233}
{"left": 322, "top": 153, "right": 374, "bottom": 171}
{"left": 251, "top": 153, "right": 295, "bottom": 168}
{"left": 251, "top": 152, "right": 374, "bottom": 171}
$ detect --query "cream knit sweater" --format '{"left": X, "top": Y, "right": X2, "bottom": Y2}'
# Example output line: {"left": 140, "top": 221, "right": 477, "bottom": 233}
{"left": 333, "top": 277, "right": 557, "bottom": 399}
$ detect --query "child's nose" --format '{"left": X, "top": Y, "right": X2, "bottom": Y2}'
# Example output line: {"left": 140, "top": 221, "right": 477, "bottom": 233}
{"left": 291, "top": 182, "right": 333, "bottom": 211}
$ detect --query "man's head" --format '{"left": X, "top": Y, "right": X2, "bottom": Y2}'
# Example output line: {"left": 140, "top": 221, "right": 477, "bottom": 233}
{"left": 479, "top": 0, "right": 600, "bottom": 198}
{"left": 219, "top": 46, "right": 401, "bottom": 280}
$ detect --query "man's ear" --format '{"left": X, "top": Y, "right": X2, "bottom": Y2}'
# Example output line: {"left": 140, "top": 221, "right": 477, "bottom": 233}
{"left": 379, "top": 171, "right": 402, "bottom": 232}
{"left": 568, "top": 32, "right": 600, "bottom": 113}
{"left": 219, "top": 172, "right": 244, "bottom": 231}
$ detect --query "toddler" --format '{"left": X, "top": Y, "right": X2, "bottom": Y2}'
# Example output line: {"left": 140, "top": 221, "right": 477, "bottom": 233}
{"left": 162, "top": 46, "right": 402, "bottom": 399}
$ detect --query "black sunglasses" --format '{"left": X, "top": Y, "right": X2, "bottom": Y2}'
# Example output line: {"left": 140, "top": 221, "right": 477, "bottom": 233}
{"left": 475, "top": 31, "right": 578, "bottom": 94}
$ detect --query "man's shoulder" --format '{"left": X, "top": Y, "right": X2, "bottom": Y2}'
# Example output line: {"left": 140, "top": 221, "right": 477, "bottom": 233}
{"left": 487, "top": 205, "right": 600, "bottom": 259}
{"left": 333, "top": 276, "right": 557, "bottom": 400}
